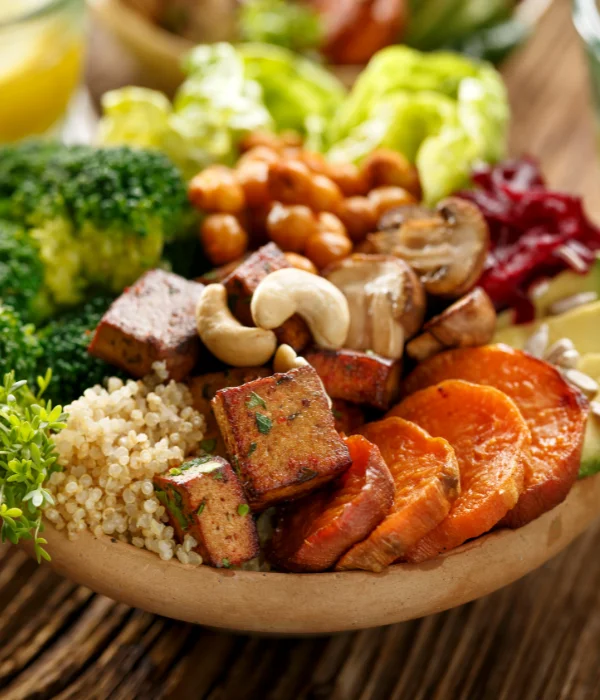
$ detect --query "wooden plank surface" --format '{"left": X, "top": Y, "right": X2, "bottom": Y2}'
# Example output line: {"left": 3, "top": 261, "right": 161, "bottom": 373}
{"left": 3, "top": 0, "right": 600, "bottom": 698}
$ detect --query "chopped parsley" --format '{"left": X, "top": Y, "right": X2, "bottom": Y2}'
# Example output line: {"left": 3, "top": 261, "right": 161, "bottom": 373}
{"left": 197, "top": 502, "right": 205, "bottom": 516}
{"left": 247, "top": 391, "right": 267, "bottom": 409}
{"left": 169, "top": 468, "right": 182, "bottom": 476}
{"left": 237, "top": 504, "right": 250, "bottom": 517}
{"left": 221, "top": 558, "right": 231, "bottom": 569}
{"left": 201, "top": 438, "right": 217, "bottom": 454}
{"left": 255, "top": 413, "right": 272, "bottom": 434}
{"left": 247, "top": 442, "right": 257, "bottom": 457}
{"left": 212, "top": 469, "right": 225, "bottom": 481}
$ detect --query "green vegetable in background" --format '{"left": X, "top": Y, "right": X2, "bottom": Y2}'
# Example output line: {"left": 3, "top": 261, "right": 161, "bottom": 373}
{"left": 0, "top": 370, "right": 66, "bottom": 562}
{"left": 326, "top": 46, "right": 509, "bottom": 203}
{"left": 0, "top": 306, "right": 42, "bottom": 385}
{"left": 36, "top": 296, "right": 122, "bottom": 406}
{"left": 98, "top": 42, "right": 346, "bottom": 177}
{"left": 0, "top": 142, "right": 193, "bottom": 318}
{"left": 238, "top": 0, "right": 322, "bottom": 54}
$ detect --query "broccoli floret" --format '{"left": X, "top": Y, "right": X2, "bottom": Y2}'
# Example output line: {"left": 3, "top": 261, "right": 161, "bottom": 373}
{"left": 0, "top": 219, "right": 49, "bottom": 322}
{"left": 37, "top": 296, "right": 123, "bottom": 405}
{"left": 0, "top": 142, "right": 194, "bottom": 317}
{"left": 0, "top": 306, "right": 41, "bottom": 384}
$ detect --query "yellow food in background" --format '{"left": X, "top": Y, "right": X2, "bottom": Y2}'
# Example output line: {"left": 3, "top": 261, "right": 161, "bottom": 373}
{"left": 0, "top": 3, "right": 83, "bottom": 142}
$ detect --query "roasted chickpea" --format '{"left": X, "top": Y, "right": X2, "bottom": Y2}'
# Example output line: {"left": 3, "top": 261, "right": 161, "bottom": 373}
{"left": 326, "top": 162, "right": 370, "bottom": 197}
{"left": 236, "top": 158, "right": 270, "bottom": 208}
{"left": 337, "top": 196, "right": 378, "bottom": 242}
{"left": 201, "top": 214, "right": 249, "bottom": 265}
{"left": 280, "top": 130, "right": 303, "bottom": 148}
{"left": 305, "top": 231, "right": 352, "bottom": 270}
{"left": 368, "top": 186, "right": 417, "bottom": 219}
{"left": 284, "top": 252, "right": 318, "bottom": 274}
{"left": 267, "top": 202, "right": 318, "bottom": 253}
{"left": 268, "top": 160, "right": 315, "bottom": 206}
{"left": 317, "top": 212, "right": 348, "bottom": 238}
{"left": 189, "top": 165, "right": 246, "bottom": 213}
{"left": 310, "top": 174, "right": 344, "bottom": 212}
{"left": 361, "top": 149, "right": 421, "bottom": 198}
{"left": 237, "top": 145, "right": 280, "bottom": 167}
{"left": 239, "top": 130, "right": 284, "bottom": 153}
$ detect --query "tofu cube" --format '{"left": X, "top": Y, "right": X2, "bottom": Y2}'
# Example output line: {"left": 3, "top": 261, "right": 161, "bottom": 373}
{"left": 304, "top": 348, "right": 402, "bottom": 411}
{"left": 223, "top": 242, "right": 311, "bottom": 351}
{"left": 187, "top": 368, "right": 271, "bottom": 458}
{"left": 212, "top": 365, "right": 352, "bottom": 510}
{"left": 153, "top": 455, "right": 259, "bottom": 568}
{"left": 89, "top": 269, "right": 204, "bottom": 381}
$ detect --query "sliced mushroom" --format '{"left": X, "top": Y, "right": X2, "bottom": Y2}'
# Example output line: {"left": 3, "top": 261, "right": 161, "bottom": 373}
{"left": 406, "top": 288, "right": 496, "bottom": 362}
{"left": 377, "top": 204, "right": 434, "bottom": 232}
{"left": 361, "top": 197, "right": 489, "bottom": 299}
{"left": 324, "top": 254, "right": 426, "bottom": 360}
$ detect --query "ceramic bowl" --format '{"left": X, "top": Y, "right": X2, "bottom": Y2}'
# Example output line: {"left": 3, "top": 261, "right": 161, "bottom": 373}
{"left": 33, "top": 472, "right": 600, "bottom": 635}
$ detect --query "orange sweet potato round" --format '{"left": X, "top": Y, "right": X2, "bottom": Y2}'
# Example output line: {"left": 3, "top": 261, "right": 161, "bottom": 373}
{"left": 336, "top": 418, "right": 459, "bottom": 572}
{"left": 388, "top": 380, "right": 529, "bottom": 562}
{"left": 402, "top": 345, "right": 589, "bottom": 528}
{"left": 270, "top": 435, "right": 394, "bottom": 572}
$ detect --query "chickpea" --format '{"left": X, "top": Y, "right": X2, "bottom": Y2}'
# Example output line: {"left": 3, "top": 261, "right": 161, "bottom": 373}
{"left": 267, "top": 202, "right": 317, "bottom": 253}
{"left": 310, "top": 174, "right": 344, "bottom": 212}
{"left": 284, "top": 252, "right": 318, "bottom": 274}
{"left": 268, "top": 160, "right": 315, "bottom": 206}
{"left": 367, "top": 186, "right": 417, "bottom": 219}
{"left": 326, "top": 162, "right": 370, "bottom": 197}
{"left": 337, "top": 196, "right": 378, "bottom": 242}
{"left": 317, "top": 212, "right": 348, "bottom": 238}
{"left": 237, "top": 146, "right": 280, "bottom": 167}
{"left": 236, "top": 158, "right": 270, "bottom": 208}
{"left": 239, "top": 130, "right": 284, "bottom": 153}
{"left": 279, "top": 130, "right": 303, "bottom": 148}
{"left": 305, "top": 231, "right": 352, "bottom": 270}
{"left": 189, "top": 165, "right": 246, "bottom": 213}
{"left": 201, "top": 214, "right": 249, "bottom": 265}
{"left": 361, "top": 149, "right": 421, "bottom": 198}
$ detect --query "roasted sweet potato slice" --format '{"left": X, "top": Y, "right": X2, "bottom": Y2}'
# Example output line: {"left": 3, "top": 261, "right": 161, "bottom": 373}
{"left": 388, "top": 380, "right": 529, "bottom": 562}
{"left": 403, "top": 345, "right": 588, "bottom": 528}
{"left": 336, "top": 418, "right": 459, "bottom": 572}
{"left": 270, "top": 435, "right": 394, "bottom": 572}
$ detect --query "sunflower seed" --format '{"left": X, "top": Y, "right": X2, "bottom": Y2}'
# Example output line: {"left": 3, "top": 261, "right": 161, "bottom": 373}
{"left": 524, "top": 323, "right": 549, "bottom": 358}
{"left": 545, "top": 338, "right": 579, "bottom": 368}
{"left": 563, "top": 369, "right": 599, "bottom": 398}
{"left": 548, "top": 291, "right": 598, "bottom": 316}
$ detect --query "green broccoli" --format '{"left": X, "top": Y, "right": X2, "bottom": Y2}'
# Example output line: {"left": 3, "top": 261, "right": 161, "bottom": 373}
{"left": 0, "top": 142, "right": 194, "bottom": 318}
{"left": 0, "top": 305, "right": 41, "bottom": 384}
{"left": 0, "top": 219, "right": 49, "bottom": 322}
{"left": 37, "top": 296, "right": 123, "bottom": 405}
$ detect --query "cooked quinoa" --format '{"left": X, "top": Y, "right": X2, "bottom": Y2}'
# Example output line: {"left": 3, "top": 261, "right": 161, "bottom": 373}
{"left": 44, "top": 363, "right": 207, "bottom": 564}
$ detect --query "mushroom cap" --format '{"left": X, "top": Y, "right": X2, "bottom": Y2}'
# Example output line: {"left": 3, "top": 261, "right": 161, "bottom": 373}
{"left": 362, "top": 197, "right": 490, "bottom": 299}
{"left": 406, "top": 287, "right": 497, "bottom": 362}
{"left": 324, "top": 253, "right": 426, "bottom": 360}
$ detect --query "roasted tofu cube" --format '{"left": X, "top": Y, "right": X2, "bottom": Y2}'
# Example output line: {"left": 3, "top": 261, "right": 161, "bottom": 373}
{"left": 331, "top": 399, "right": 365, "bottom": 436}
{"left": 153, "top": 456, "right": 259, "bottom": 568}
{"left": 223, "top": 242, "right": 311, "bottom": 351}
{"left": 212, "top": 365, "right": 351, "bottom": 510}
{"left": 89, "top": 270, "right": 203, "bottom": 381}
{"left": 305, "top": 348, "right": 402, "bottom": 411}
{"left": 188, "top": 368, "right": 271, "bottom": 458}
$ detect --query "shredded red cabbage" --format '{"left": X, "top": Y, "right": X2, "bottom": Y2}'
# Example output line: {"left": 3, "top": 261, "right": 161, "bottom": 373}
{"left": 456, "top": 158, "right": 600, "bottom": 323}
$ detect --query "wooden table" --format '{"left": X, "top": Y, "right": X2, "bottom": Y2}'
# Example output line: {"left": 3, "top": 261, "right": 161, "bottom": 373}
{"left": 2, "top": 0, "right": 600, "bottom": 697}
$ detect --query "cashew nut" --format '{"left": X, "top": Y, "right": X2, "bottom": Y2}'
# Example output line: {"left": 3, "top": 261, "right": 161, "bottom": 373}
{"left": 250, "top": 269, "right": 350, "bottom": 349}
{"left": 196, "top": 284, "right": 277, "bottom": 367}
{"left": 273, "top": 344, "right": 309, "bottom": 374}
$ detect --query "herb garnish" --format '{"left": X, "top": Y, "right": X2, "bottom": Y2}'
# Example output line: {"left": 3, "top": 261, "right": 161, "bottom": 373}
{"left": 212, "top": 470, "right": 224, "bottom": 481}
{"left": 237, "top": 504, "right": 250, "bottom": 517}
{"left": 247, "top": 442, "right": 257, "bottom": 458}
{"left": 332, "top": 408, "right": 343, "bottom": 419}
{"left": 247, "top": 392, "right": 267, "bottom": 409}
{"left": 255, "top": 413, "right": 272, "bottom": 434}
{"left": 221, "top": 558, "right": 231, "bottom": 569}
{"left": 197, "top": 502, "right": 205, "bottom": 516}
{"left": 169, "top": 468, "right": 182, "bottom": 476}
{"left": 298, "top": 467, "right": 318, "bottom": 483}
{"left": 0, "top": 370, "right": 66, "bottom": 562}
{"left": 201, "top": 438, "right": 216, "bottom": 454}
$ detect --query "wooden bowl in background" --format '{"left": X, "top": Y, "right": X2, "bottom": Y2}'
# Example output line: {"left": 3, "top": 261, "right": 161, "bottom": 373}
{"left": 32, "top": 473, "right": 600, "bottom": 635}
